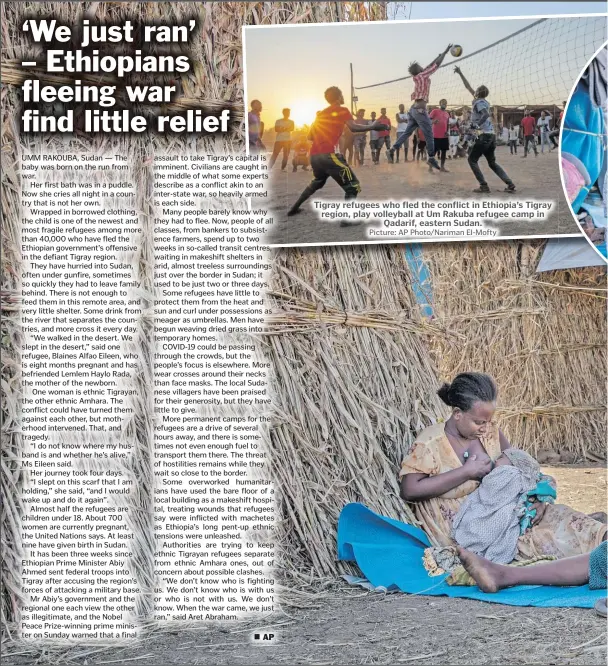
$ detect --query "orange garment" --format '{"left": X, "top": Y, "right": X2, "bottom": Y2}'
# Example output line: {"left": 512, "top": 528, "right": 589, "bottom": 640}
{"left": 399, "top": 422, "right": 607, "bottom": 560}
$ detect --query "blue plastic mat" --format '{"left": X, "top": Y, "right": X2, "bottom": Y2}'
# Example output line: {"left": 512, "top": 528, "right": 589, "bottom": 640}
{"left": 337, "top": 503, "right": 605, "bottom": 607}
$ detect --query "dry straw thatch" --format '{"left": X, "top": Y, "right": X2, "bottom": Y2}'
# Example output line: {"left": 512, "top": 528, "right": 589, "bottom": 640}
{"left": 0, "top": 0, "right": 399, "bottom": 640}
{"left": 264, "top": 241, "right": 606, "bottom": 581}
{"left": 265, "top": 245, "right": 451, "bottom": 581}
{"left": 1, "top": 74, "right": 25, "bottom": 641}
{"left": 424, "top": 242, "right": 607, "bottom": 462}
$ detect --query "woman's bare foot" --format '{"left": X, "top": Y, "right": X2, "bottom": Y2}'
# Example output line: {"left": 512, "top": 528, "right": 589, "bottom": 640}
{"left": 456, "top": 546, "right": 505, "bottom": 593}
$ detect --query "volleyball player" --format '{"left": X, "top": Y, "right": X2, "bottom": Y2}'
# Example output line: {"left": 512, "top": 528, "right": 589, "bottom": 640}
{"left": 454, "top": 66, "right": 516, "bottom": 193}
{"left": 386, "top": 43, "right": 454, "bottom": 171}
{"left": 287, "top": 87, "right": 389, "bottom": 218}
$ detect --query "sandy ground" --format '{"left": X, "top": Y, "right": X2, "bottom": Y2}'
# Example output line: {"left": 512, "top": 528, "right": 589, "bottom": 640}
{"left": 268, "top": 146, "right": 579, "bottom": 246}
{"left": 4, "top": 465, "right": 606, "bottom": 666}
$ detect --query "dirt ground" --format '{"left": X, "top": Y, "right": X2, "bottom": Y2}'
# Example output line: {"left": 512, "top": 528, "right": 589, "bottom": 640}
{"left": 267, "top": 146, "right": 579, "bottom": 246}
{"left": 4, "top": 465, "right": 606, "bottom": 666}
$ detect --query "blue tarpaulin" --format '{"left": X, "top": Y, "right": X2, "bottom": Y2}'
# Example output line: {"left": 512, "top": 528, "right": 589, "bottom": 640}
{"left": 338, "top": 503, "right": 605, "bottom": 608}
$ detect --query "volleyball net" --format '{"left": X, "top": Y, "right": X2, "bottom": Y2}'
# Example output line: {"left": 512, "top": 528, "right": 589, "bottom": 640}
{"left": 353, "top": 16, "right": 607, "bottom": 115}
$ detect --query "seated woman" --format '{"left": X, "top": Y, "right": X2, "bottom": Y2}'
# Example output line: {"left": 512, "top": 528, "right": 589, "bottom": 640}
{"left": 399, "top": 372, "right": 607, "bottom": 563}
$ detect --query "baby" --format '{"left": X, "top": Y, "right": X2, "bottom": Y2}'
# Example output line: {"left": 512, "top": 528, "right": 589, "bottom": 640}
{"left": 451, "top": 448, "right": 555, "bottom": 564}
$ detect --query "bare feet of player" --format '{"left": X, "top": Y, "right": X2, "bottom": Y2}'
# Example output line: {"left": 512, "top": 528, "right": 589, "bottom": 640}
{"left": 456, "top": 546, "right": 504, "bottom": 593}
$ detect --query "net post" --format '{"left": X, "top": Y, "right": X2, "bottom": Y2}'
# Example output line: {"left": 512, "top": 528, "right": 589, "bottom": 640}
{"left": 350, "top": 62, "right": 354, "bottom": 114}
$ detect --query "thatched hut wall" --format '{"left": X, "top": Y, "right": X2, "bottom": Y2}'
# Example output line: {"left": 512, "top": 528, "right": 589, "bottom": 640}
{"left": 266, "top": 241, "right": 606, "bottom": 580}
{"left": 424, "top": 241, "right": 607, "bottom": 462}
{"left": 266, "top": 245, "right": 450, "bottom": 580}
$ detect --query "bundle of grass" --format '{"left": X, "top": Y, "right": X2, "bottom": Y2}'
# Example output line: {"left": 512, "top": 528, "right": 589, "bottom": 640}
{"left": 0, "top": 0, "right": 397, "bottom": 639}
{"left": 1, "top": 86, "right": 26, "bottom": 641}
{"left": 264, "top": 245, "right": 450, "bottom": 582}
{"left": 422, "top": 241, "right": 607, "bottom": 462}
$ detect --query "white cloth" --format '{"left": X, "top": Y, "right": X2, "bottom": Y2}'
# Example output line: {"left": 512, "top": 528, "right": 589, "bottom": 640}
{"left": 537, "top": 116, "right": 552, "bottom": 133}
{"left": 275, "top": 118, "right": 294, "bottom": 142}
{"left": 509, "top": 127, "right": 519, "bottom": 141}
{"left": 396, "top": 112, "right": 409, "bottom": 131}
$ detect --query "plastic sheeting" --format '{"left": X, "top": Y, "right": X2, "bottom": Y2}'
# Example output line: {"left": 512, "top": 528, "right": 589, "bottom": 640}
{"left": 536, "top": 237, "right": 606, "bottom": 272}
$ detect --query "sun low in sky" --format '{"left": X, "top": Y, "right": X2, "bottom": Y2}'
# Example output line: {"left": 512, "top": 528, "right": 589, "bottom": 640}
{"left": 289, "top": 98, "right": 325, "bottom": 128}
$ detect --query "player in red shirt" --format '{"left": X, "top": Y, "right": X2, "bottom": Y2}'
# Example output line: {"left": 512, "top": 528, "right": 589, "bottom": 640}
{"left": 287, "top": 87, "right": 388, "bottom": 218}
{"left": 520, "top": 110, "right": 538, "bottom": 157}
{"left": 377, "top": 107, "right": 392, "bottom": 157}
{"left": 429, "top": 98, "right": 451, "bottom": 171}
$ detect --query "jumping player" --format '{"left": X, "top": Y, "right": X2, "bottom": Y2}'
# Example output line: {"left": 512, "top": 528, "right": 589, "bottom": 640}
{"left": 387, "top": 43, "right": 454, "bottom": 170}
{"left": 454, "top": 66, "right": 516, "bottom": 193}
{"left": 287, "top": 87, "right": 389, "bottom": 217}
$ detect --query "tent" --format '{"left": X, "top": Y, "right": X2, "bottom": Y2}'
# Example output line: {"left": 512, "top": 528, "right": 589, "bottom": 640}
{"left": 536, "top": 237, "right": 607, "bottom": 272}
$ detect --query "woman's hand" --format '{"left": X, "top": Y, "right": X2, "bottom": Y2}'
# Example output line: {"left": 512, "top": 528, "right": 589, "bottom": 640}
{"left": 529, "top": 500, "right": 548, "bottom": 527}
{"left": 463, "top": 454, "right": 493, "bottom": 481}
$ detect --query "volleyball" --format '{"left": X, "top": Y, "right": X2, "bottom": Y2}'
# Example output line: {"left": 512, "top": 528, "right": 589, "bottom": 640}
{"left": 451, "top": 45, "right": 463, "bottom": 57}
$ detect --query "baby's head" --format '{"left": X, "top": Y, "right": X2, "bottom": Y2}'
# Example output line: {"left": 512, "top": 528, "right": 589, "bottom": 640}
{"left": 492, "top": 449, "right": 540, "bottom": 486}
{"left": 493, "top": 452, "right": 512, "bottom": 468}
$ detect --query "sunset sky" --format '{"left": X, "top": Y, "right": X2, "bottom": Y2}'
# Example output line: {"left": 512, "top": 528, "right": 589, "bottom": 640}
{"left": 244, "top": 2, "right": 606, "bottom": 129}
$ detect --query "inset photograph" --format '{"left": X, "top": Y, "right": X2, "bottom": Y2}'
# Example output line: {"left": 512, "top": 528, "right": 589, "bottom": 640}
{"left": 243, "top": 15, "right": 607, "bottom": 246}
{"left": 561, "top": 41, "right": 607, "bottom": 261}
